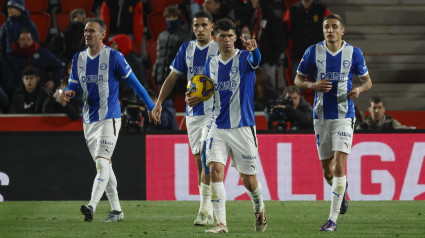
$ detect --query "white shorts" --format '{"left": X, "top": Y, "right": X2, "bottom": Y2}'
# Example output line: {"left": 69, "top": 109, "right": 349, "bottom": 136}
{"left": 314, "top": 118, "right": 355, "bottom": 160}
{"left": 206, "top": 125, "right": 258, "bottom": 175}
{"left": 83, "top": 118, "right": 121, "bottom": 160}
{"left": 186, "top": 113, "right": 212, "bottom": 155}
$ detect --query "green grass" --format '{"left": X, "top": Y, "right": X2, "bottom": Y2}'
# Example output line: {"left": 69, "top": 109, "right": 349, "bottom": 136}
{"left": 0, "top": 201, "right": 424, "bottom": 237}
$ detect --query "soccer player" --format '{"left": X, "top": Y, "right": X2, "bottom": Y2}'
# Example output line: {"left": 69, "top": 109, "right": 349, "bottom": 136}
{"left": 202, "top": 18, "right": 267, "bottom": 233}
{"left": 150, "top": 11, "right": 218, "bottom": 226}
{"left": 294, "top": 14, "right": 372, "bottom": 231}
{"left": 64, "top": 18, "right": 154, "bottom": 222}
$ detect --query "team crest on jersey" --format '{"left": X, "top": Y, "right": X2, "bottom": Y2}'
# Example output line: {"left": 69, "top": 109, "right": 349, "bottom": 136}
{"left": 100, "top": 63, "right": 107, "bottom": 70}
{"left": 230, "top": 67, "right": 239, "bottom": 74}
{"left": 343, "top": 60, "right": 351, "bottom": 68}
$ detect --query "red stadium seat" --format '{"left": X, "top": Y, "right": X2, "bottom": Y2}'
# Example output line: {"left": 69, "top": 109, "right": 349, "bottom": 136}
{"left": 147, "top": 12, "right": 166, "bottom": 41}
{"left": 149, "top": 0, "right": 182, "bottom": 12}
{"left": 60, "top": 0, "right": 94, "bottom": 13}
{"left": 56, "top": 10, "right": 95, "bottom": 32}
{"left": 29, "top": 12, "right": 51, "bottom": 43}
{"left": 56, "top": 11, "right": 70, "bottom": 32}
{"left": 0, "top": 13, "right": 5, "bottom": 27}
{"left": 26, "top": 0, "right": 50, "bottom": 12}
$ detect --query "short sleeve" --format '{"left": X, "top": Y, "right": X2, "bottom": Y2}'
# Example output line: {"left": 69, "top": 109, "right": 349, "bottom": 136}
{"left": 115, "top": 51, "right": 132, "bottom": 78}
{"left": 297, "top": 45, "right": 316, "bottom": 76}
{"left": 353, "top": 48, "right": 368, "bottom": 77}
{"left": 170, "top": 42, "right": 188, "bottom": 75}
{"left": 69, "top": 55, "right": 80, "bottom": 85}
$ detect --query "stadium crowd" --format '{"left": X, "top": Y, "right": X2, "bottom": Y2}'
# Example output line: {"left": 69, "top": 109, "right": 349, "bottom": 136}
{"left": 0, "top": 0, "right": 415, "bottom": 130}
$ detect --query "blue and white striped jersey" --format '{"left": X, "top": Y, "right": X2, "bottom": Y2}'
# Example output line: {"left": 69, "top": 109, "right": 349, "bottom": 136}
{"left": 297, "top": 41, "right": 368, "bottom": 119}
{"left": 203, "top": 49, "right": 257, "bottom": 129}
{"left": 170, "top": 40, "right": 218, "bottom": 117}
{"left": 69, "top": 46, "right": 131, "bottom": 123}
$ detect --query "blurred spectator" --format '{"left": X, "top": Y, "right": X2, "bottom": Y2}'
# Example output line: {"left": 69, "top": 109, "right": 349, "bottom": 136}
{"left": 1, "top": 29, "right": 64, "bottom": 95}
{"left": 265, "top": 85, "right": 313, "bottom": 130}
{"left": 44, "top": 77, "right": 82, "bottom": 120}
{"left": 100, "top": 0, "right": 144, "bottom": 49}
{"left": 203, "top": 0, "right": 234, "bottom": 23}
{"left": 49, "top": 8, "right": 87, "bottom": 63}
{"left": 0, "top": 85, "right": 9, "bottom": 113}
{"left": 0, "top": 0, "right": 39, "bottom": 59}
{"left": 254, "top": 67, "right": 279, "bottom": 111}
{"left": 356, "top": 96, "right": 415, "bottom": 130}
{"left": 109, "top": 34, "right": 148, "bottom": 99}
{"left": 283, "top": 0, "right": 330, "bottom": 78}
{"left": 247, "top": 0, "right": 285, "bottom": 88}
{"left": 152, "top": 5, "right": 189, "bottom": 86}
{"left": 9, "top": 66, "right": 50, "bottom": 113}
{"left": 142, "top": 89, "right": 178, "bottom": 130}
{"left": 190, "top": 0, "right": 204, "bottom": 17}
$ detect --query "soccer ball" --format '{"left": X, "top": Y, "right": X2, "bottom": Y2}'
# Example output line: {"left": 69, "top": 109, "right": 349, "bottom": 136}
{"left": 187, "top": 74, "right": 214, "bottom": 101}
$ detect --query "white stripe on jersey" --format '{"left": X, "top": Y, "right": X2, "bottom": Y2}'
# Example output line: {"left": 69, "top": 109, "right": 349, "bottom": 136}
{"left": 315, "top": 44, "right": 326, "bottom": 119}
{"left": 337, "top": 46, "right": 353, "bottom": 119}
{"left": 228, "top": 54, "right": 241, "bottom": 128}
{"left": 209, "top": 56, "right": 220, "bottom": 113}
{"left": 78, "top": 50, "right": 90, "bottom": 123}
{"left": 98, "top": 49, "right": 110, "bottom": 120}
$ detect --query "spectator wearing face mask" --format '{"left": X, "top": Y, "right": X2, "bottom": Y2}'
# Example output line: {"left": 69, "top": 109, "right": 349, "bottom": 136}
{"left": 152, "top": 5, "right": 189, "bottom": 86}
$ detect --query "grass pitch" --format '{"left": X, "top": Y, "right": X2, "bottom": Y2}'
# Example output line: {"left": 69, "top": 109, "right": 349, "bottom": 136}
{"left": 0, "top": 201, "right": 424, "bottom": 237}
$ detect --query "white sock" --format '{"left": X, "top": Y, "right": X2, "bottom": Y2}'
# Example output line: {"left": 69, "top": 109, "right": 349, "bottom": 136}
{"left": 105, "top": 164, "right": 122, "bottom": 211}
{"left": 247, "top": 182, "right": 265, "bottom": 213}
{"left": 211, "top": 182, "right": 226, "bottom": 226}
{"left": 329, "top": 176, "right": 346, "bottom": 222}
{"left": 88, "top": 158, "right": 110, "bottom": 211}
{"left": 200, "top": 183, "right": 212, "bottom": 215}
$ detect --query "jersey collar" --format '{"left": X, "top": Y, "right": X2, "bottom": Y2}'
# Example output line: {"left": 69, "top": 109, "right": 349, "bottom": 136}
{"left": 323, "top": 40, "right": 347, "bottom": 56}
{"left": 219, "top": 49, "right": 239, "bottom": 65}
{"left": 196, "top": 39, "right": 214, "bottom": 50}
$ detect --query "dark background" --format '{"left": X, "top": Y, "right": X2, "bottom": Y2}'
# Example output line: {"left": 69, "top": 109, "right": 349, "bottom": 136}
{"left": 0, "top": 132, "right": 146, "bottom": 200}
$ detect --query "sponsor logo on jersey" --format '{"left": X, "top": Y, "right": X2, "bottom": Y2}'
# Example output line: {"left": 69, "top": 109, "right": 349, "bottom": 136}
{"left": 189, "top": 66, "right": 204, "bottom": 75}
{"left": 320, "top": 72, "right": 347, "bottom": 81}
{"left": 214, "top": 80, "right": 237, "bottom": 91}
{"left": 81, "top": 75, "right": 104, "bottom": 84}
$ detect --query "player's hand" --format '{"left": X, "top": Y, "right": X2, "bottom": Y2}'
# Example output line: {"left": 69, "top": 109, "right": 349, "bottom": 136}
{"left": 348, "top": 87, "right": 360, "bottom": 99}
{"left": 64, "top": 90, "right": 75, "bottom": 102}
{"left": 313, "top": 79, "right": 332, "bottom": 92}
{"left": 185, "top": 91, "right": 202, "bottom": 107}
{"left": 239, "top": 36, "right": 257, "bottom": 52}
{"left": 151, "top": 104, "right": 162, "bottom": 125}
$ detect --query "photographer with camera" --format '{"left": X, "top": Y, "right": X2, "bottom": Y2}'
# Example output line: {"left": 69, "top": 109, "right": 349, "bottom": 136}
{"left": 265, "top": 85, "right": 313, "bottom": 130}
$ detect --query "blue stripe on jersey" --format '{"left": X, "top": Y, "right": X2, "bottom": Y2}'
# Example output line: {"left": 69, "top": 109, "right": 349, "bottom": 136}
{"left": 238, "top": 64, "right": 255, "bottom": 127}
{"left": 216, "top": 60, "right": 232, "bottom": 128}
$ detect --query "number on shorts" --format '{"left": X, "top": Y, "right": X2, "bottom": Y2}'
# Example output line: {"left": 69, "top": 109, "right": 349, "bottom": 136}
{"left": 209, "top": 138, "right": 213, "bottom": 150}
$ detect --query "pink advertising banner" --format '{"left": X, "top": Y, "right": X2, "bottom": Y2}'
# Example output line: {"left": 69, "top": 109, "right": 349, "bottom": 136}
{"left": 146, "top": 133, "right": 425, "bottom": 201}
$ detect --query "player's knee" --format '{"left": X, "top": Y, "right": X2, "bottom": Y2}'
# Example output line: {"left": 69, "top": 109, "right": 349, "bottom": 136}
{"left": 95, "top": 157, "right": 110, "bottom": 170}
